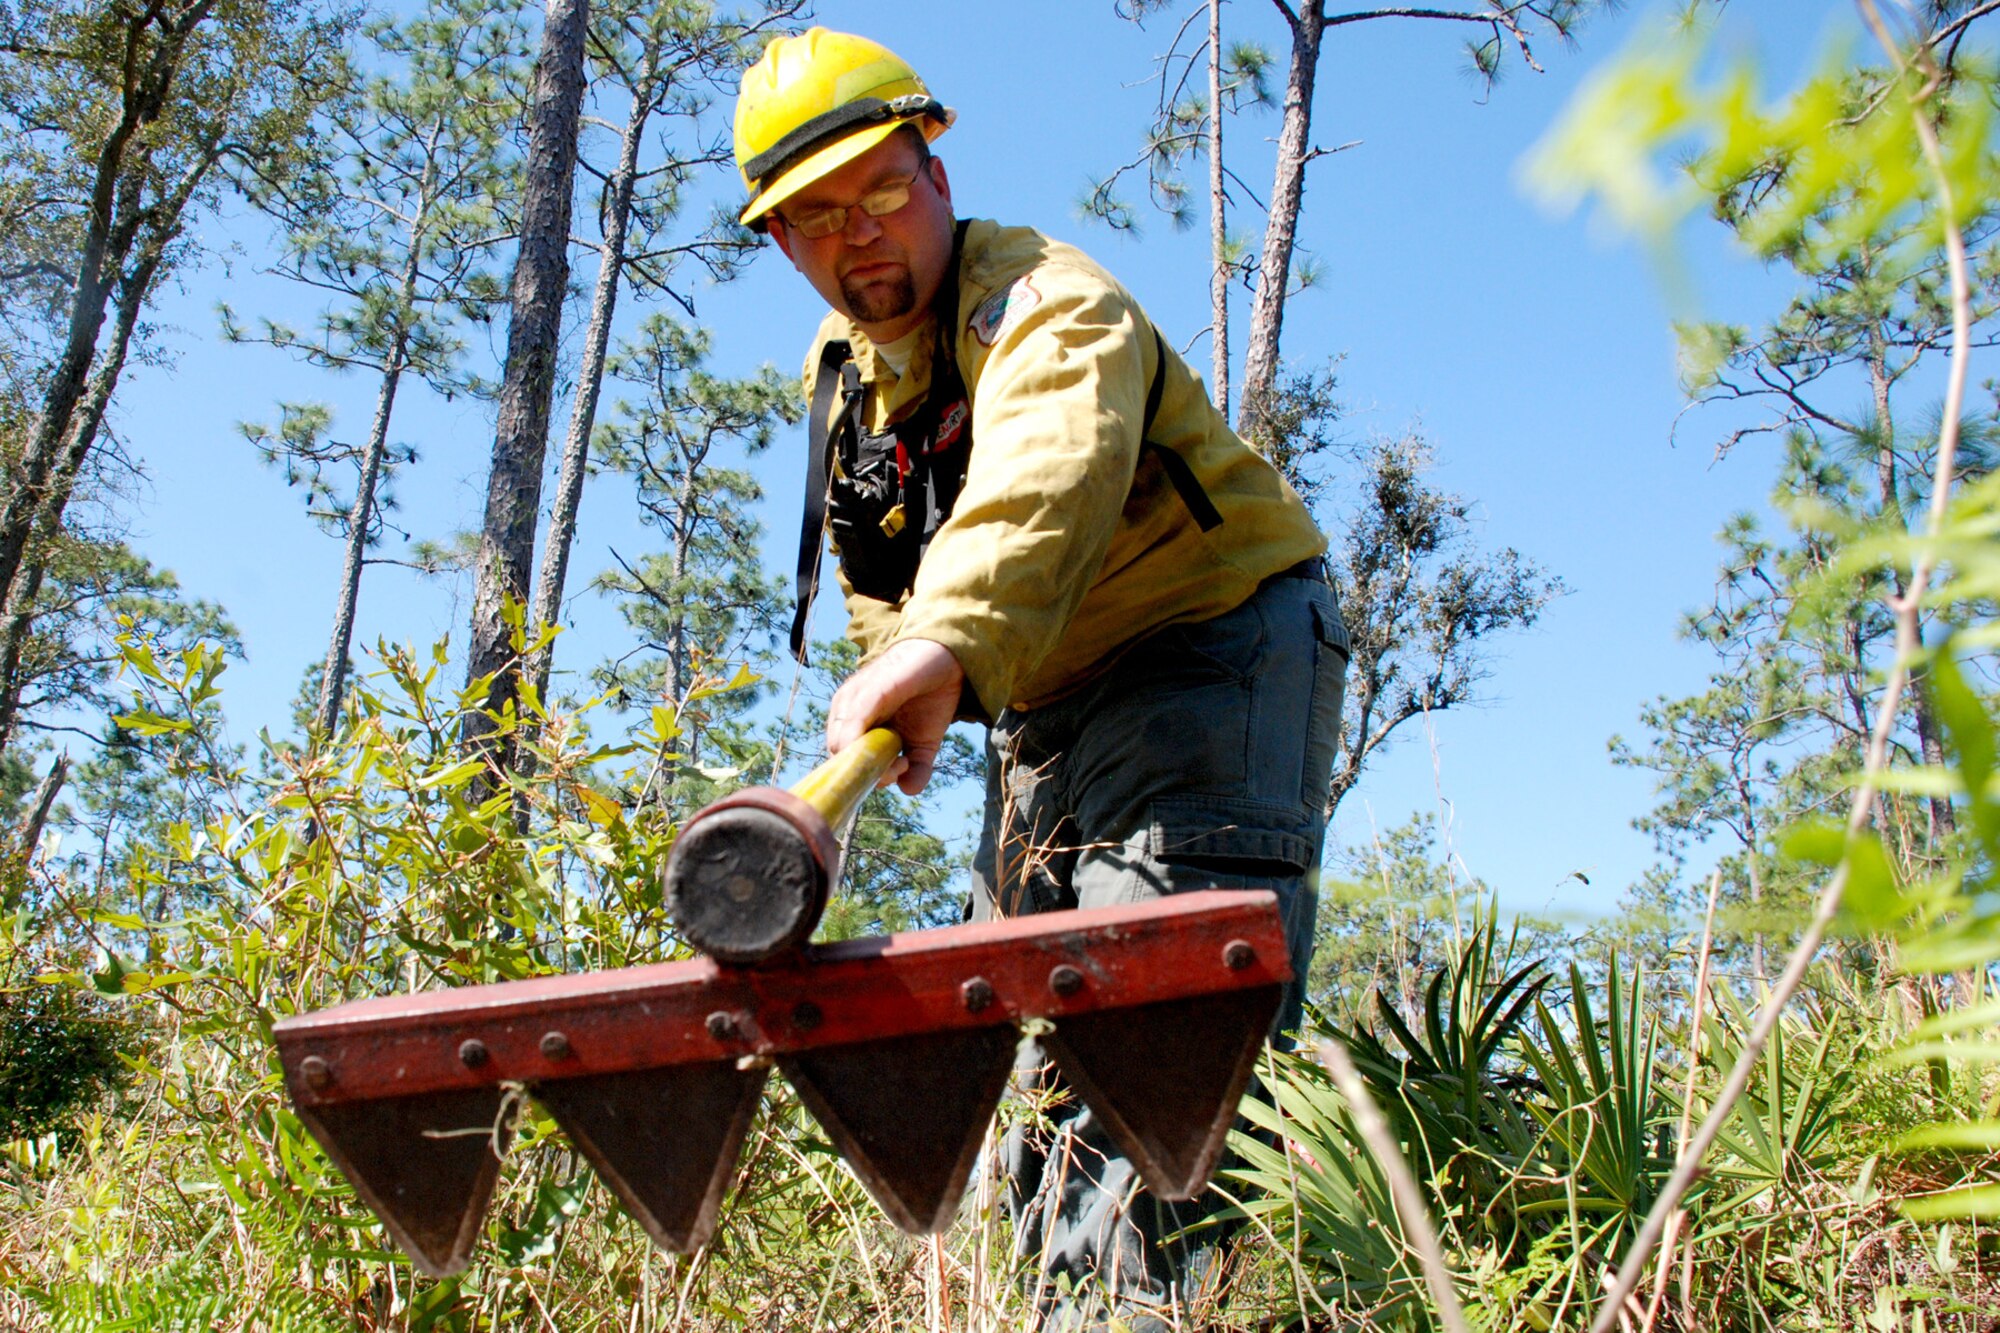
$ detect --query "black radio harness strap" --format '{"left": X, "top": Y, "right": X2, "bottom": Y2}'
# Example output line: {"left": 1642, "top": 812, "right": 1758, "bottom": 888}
{"left": 791, "top": 340, "right": 863, "bottom": 661}
{"left": 1140, "top": 328, "right": 1223, "bottom": 533}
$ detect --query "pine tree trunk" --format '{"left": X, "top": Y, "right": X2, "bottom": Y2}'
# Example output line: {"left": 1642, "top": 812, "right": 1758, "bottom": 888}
{"left": 526, "top": 42, "right": 655, "bottom": 701}
{"left": 315, "top": 176, "right": 437, "bottom": 736}
{"left": 13, "top": 753, "right": 67, "bottom": 867}
{"left": 1208, "top": 0, "right": 1230, "bottom": 421}
{"left": 315, "top": 351, "right": 408, "bottom": 735}
{"left": 0, "top": 232, "right": 168, "bottom": 752}
{"left": 463, "top": 0, "right": 589, "bottom": 762}
{"left": 1239, "top": 0, "right": 1323, "bottom": 448}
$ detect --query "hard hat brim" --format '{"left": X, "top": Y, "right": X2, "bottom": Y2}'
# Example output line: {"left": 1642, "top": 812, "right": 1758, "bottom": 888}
{"left": 739, "top": 109, "right": 953, "bottom": 232}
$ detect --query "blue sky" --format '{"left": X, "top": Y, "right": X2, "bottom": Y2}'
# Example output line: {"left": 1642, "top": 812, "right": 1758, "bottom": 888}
{"left": 104, "top": 0, "right": 1870, "bottom": 920}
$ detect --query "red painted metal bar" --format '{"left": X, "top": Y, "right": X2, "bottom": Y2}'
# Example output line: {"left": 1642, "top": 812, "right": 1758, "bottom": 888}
{"left": 275, "top": 889, "right": 1290, "bottom": 1110}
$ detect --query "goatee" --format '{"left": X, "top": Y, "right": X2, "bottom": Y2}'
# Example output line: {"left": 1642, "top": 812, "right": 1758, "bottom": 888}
{"left": 843, "top": 272, "right": 918, "bottom": 324}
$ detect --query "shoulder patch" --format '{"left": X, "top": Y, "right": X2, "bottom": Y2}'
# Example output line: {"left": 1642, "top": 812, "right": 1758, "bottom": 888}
{"left": 968, "top": 275, "right": 1042, "bottom": 347}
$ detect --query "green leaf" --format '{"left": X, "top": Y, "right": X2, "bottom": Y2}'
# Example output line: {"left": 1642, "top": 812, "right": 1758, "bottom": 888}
{"left": 1873, "top": 767, "right": 1961, "bottom": 797}
{"left": 417, "top": 757, "right": 487, "bottom": 791}
{"left": 1837, "top": 833, "right": 1902, "bottom": 930}
{"left": 493, "top": 1174, "right": 590, "bottom": 1267}
{"left": 1901, "top": 1184, "right": 2000, "bottom": 1222}
{"left": 1930, "top": 647, "right": 2000, "bottom": 858}
{"left": 111, "top": 708, "right": 193, "bottom": 737}
{"left": 1894, "top": 1122, "right": 2000, "bottom": 1153}
{"left": 1780, "top": 817, "right": 1846, "bottom": 868}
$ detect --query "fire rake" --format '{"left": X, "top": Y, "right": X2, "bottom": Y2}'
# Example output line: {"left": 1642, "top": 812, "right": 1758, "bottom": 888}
{"left": 274, "top": 729, "right": 1292, "bottom": 1277}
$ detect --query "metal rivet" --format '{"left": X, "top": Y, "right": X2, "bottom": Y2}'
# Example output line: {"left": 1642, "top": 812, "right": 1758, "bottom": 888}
{"left": 540, "top": 1031, "right": 571, "bottom": 1059}
{"left": 300, "top": 1056, "right": 332, "bottom": 1090}
{"left": 792, "top": 1001, "right": 823, "bottom": 1032}
{"left": 706, "top": 1010, "right": 739, "bottom": 1041}
{"left": 961, "top": 976, "right": 996, "bottom": 1013}
{"left": 1223, "top": 939, "right": 1256, "bottom": 971}
{"left": 1049, "top": 964, "right": 1085, "bottom": 997}
{"left": 458, "top": 1039, "right": 490, "bottom": 1068}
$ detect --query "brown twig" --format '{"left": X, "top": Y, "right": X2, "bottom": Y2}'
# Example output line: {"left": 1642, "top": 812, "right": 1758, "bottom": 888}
{"left": 1640, "top": 869, "right": 1722, "bottom": 1333}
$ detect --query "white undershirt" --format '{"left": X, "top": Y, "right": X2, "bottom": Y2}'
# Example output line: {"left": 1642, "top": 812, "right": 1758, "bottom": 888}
{"left": 875, "top": 326, "right": 925, "bottom": 381}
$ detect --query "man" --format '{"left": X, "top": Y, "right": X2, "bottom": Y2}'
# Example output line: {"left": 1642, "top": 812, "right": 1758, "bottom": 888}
{"left": 735, "top": 28, "right": 1349, "bottom": 1331}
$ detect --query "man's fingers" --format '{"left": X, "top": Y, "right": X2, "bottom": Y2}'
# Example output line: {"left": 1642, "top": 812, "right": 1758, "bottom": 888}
{"left": 896, "top": 742, "right": 938, "bottom": 795}
{"left": 825, "top": 693, "right": 877, "bottom": 755}
{"left": 877, "top": 755, "right": 910, "bottom": 790}
{"left": 825, "top": 639, "right": 964, "bottom": 791}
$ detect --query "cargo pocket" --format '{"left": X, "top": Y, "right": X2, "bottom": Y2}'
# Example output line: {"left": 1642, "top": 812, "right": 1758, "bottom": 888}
{"left": 1311, "top": 599, "right": 1350, "bottom": 663}
{"left": 1147, "top": 793, "right": 1314, "bottom": 884}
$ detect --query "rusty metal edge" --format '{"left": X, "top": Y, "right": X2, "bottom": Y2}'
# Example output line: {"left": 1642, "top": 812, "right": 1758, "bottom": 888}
{"left": 276, "top": 890, "right": 1289, "bottom": 1109}
{"left": 1047, "top": 984, "right": 1284, "bottom": 1201}
{"left": 291, "top": 1097, "right": 505, "bottom": 1279}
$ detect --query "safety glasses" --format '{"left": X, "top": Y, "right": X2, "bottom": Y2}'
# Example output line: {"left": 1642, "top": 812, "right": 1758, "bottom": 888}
{"left": 783, "top": 166, "right": 925, "bottom": 240}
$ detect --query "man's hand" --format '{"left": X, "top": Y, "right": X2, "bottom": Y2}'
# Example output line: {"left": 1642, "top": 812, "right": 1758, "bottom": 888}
{"left": 827, "top": 638, "right": 965, "bottom": 795}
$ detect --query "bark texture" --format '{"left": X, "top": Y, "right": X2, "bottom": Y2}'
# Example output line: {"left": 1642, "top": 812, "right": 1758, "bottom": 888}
{"left": 525, "top": 40, "right": 654, "bottom": 701}
{"left": 1208, "top": 0, "right": 1230, "bottom": 420}
{"left": 1239, "top": 0, "right": 1323, "bottom": 448}
{"left": 463, "top": 0, "right": 589, "bottom": 755}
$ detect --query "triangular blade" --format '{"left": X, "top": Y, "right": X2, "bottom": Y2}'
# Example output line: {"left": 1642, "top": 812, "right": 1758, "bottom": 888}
{"left": 536, "top": 1062, "right": 768, "bottom": 1253}
{"left": 781, "top": 1025, "right": 1018, "bottom": 1233}
{"left": 1045, "top": 985, "right": 1282, "bottom": 1200}
{"left": 296, "top": 1087, "right": 509, "bottom": 1277}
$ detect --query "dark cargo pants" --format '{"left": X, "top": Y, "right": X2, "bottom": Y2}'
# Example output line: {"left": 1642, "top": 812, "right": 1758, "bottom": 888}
{"left": 968, "top": 569, "right": 1349, "bottom": 1332}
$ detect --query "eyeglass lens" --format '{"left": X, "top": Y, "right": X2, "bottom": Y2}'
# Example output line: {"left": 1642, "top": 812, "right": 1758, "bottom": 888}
{"left": 791, "top": 174, "right": 918, "bottom": 239}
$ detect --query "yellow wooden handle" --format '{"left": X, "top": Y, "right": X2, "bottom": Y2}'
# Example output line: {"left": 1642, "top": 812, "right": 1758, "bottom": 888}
{"left": 790, "top": 727, "right": 903, "bottom": 830}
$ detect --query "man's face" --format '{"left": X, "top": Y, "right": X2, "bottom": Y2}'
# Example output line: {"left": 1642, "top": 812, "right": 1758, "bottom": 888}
{"left": 769, "top": 131, "right": 955, "bottom": 344}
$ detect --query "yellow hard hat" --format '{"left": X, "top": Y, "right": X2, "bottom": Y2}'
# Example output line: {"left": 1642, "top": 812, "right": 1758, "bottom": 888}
{"left": 734, "top": 28, "right": 954, "bottom": 231}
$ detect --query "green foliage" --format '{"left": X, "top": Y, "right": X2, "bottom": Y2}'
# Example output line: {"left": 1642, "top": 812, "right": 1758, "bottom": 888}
{"left": 32, "top": 1254, "right": 344, "bottom": 1332}
{"left": 1519, "top": 960, "right": 1669, "bottom": 1259}
{"left": 0, "top": 980, "right": 134, "bottom": 1141}
{"left": 8, "top": 537, "right": 239, "bottom": 750}
{"left": 1229, "top": 928, "right": 1670, "bottom": 1331}
{"left": 1528, "top": 18, "right": 2000, "bottom": 253}
{"left": 1330, "top": 434, "right": 1567, "bottom": 814}
{"left": 591, "top": 313, "right": 801, "bottom": 744}
{"left": 1688, "top": 986, "right": 1856, "bottom": 1215}
{"left": 1324, "top": 905, "right": 1548, "bottom": 1245}
{"left": 1226, "top": 1044, "right": 1423, "bottom": 1326}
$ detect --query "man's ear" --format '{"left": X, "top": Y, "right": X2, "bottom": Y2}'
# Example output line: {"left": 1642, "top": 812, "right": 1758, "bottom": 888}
{"left": 768, "top": 218, "right": 798, "bottom": 267}
{"left": 927, "top": 156, "right": 951, "bottom": 210}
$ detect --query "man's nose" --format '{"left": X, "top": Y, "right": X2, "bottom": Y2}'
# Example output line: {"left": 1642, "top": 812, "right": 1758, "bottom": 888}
{"left": 842, "top": 206, "right": 886, "bottom": 244}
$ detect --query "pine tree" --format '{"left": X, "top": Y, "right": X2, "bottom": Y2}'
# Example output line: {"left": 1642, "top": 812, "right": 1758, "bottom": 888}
{"left": 231, "top": 0, "right": 529, "bottom": 736}
{"left": 463, "top": 0, "right": 588, "bottom": 778}
{"left": 0, "top": 0, "right": 350, "bottom": 750}
{"left": 589, "top": 314, "right": 798, "bottom": 808}
{"left": 526, "top": 0, "right": 804, "bottom": 699}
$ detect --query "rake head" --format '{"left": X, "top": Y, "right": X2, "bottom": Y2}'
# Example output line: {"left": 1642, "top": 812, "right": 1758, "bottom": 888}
{"left": 274, "top": 888, "right": 1289, "bottom": 1276}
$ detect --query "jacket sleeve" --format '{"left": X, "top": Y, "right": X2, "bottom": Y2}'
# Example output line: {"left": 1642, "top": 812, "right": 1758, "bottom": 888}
{"left": 887, "top": 265, "right": 1153, "bottom": 714}
{"left": 839, "top": 571, "right": 904, "bottom": 661}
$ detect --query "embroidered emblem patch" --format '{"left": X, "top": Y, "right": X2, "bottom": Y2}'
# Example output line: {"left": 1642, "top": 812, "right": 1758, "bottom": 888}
{"left": 968, "top": 276, "right": 1042, "bottom": 346}
{"left": 935, "top": 399, "right": 968, "bottom": 450}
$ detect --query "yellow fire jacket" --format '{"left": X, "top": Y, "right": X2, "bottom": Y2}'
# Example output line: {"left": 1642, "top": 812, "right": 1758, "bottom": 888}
{"left": 801, "top": 219, "right": 1326, "bottom": 716}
